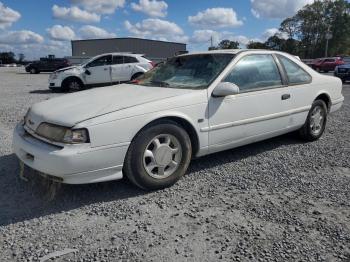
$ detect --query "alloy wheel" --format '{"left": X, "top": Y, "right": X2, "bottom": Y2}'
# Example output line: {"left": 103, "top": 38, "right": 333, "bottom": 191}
{"left": 310, "top": 105, "right": 325, "bottom": 136}
{"left": 143, "top": 134, "right": 182, "bottom": 179}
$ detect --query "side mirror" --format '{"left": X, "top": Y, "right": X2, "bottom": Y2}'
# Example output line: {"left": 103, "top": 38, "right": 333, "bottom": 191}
{"left": 212, "top": 82, "right": 240, "bottom": 97}
{"left": 85, "top": 69, "right": 91, "bottom": 75}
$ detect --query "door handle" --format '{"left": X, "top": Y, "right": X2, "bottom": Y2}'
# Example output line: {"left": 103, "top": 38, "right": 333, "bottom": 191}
{"left": 282, "top": 94, "right": 291, "bottom": 100}
{"left": 104, "top": 68, "right": 108, "bottom": 71}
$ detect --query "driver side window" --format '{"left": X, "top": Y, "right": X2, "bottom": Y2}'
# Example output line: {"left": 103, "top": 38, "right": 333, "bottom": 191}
{"left": 224, "top": 54, "right": 282, "bottom": 92}
{"left": 87, "top": 55, "right": 112, "bottom": 68}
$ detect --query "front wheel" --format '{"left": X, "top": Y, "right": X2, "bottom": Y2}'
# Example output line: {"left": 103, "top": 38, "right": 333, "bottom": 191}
{"left": 124, "top": 121, "right": 192, "bottom": 190}
{"left": 299, "top": 100, "right": 328, "bottom": 141}
{"left": 30, "top": 68, "right": 38, "bottom": 74}
{"left": 63, "top": 78, "right": 84, "bottom": 91}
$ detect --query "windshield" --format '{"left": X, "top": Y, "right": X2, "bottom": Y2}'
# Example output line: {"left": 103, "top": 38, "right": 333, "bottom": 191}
{"left": 134, "top": 54, "right": 235, "bottom": 89}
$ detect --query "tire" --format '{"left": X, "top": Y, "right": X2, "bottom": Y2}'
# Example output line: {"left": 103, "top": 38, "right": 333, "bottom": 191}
{"left": 63, "top": 78, "right": 84, "bottom": 91}
{"left": 299, "top": 100, "right": 328, "bottom": 142}
{"left": 124, "top": 121, "right": 192, "bottom": 190}
{"left": 131, "top": 72, "right": 144, "bottom": 81}
{"left": 30, "top": 68, "right": 38, "bottom": 74}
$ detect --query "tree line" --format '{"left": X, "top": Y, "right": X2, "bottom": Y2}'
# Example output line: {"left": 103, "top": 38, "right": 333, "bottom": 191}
{"left": 0, "top": 52, "right": 25, "bottom": 64}
{"left": 210, "top": 0, "right": 350, "bottom": 59}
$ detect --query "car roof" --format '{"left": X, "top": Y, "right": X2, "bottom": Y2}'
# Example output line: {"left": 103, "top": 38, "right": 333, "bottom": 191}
{"left": 178, "top": 49, "right": 296, "bottom": 57}
{"left": 96, "top": 53, "right": 144, "bottom": 57}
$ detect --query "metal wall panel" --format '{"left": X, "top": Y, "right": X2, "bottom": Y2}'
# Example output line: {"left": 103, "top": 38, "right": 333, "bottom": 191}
{"left": 71, "top": 38, "right": 187, "bottom": 61}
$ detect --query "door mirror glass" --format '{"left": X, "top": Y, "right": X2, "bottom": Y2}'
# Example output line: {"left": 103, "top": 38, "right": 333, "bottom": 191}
{"left": 212, "top": 82, "right": 240, "bottom": 97}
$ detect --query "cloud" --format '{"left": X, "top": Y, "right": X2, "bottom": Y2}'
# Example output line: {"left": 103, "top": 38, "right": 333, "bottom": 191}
{"left": 79, "top": 25, "right": 116, "bottom": 39}
{"left": 70, "top": 0, "right": 125, "bottom": 14}
{"left": 262, "top": 28, "right": 289, "bottom": 40}
{"left": 131, "top": 0, "right": 168, "bottom": 17}
{"left": 0, "top": 30, "right": 44, "bottom": 44}
{"left": 190, "top": 30, "right": 221, "bottom": 44}
{"left": 124, "top": 18, "right": 188, "bottom": 43}
{"left": 188, "top": 8, "right": 243, "bottom": 28}
{"left": 0, "top": 2, "right": 21, "bottom": 29}
{"left": 190, "top": 30, "right": 251, "bottom": 46}
{"left": 47, "top": 25, "right": 76, "bottom": 41}
{"left": 52, "top": 5, "right": 100, "bottom": 23}
{"left": 251, "top": 0, "right": 314, "bottom": 19}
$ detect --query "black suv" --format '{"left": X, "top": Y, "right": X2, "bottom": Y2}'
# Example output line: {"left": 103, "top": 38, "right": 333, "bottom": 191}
{"left": 25, "top": 58, "right": 71, "bottom": 74}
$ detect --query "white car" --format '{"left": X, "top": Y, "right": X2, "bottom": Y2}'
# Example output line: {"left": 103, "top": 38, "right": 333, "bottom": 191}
{"left": 14, "top": 50, "right": 344, "bottom": 190}
{"left": 48, "top": 53, "right": 154, "bottom": 91}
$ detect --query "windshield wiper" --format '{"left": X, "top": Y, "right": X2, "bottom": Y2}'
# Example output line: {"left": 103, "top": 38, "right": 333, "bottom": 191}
{"left": 150, "top": 80, "right": 170, "bottom": 87}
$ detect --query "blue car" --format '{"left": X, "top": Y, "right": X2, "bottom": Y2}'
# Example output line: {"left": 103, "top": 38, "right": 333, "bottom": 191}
{"left": 334, "top": 57, "right": 350, "bottom": 83}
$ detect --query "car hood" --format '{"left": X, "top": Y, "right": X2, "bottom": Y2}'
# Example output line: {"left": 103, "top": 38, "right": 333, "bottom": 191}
{"left": 55, "top": 65, "right": 81, "bottom": 73}
{"left": 28, "top": 84, "right": 196, "bottom": 128}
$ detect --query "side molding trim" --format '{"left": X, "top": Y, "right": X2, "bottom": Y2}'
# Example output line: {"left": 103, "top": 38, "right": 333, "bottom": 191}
{"left": 201, "top": 106, "right": 311, "bottom": 132}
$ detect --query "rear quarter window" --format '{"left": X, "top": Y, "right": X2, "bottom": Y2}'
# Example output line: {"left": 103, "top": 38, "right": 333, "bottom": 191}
{"left": 124, "top": 56, "right": 139, "bottom": 63}
{"left": 278, "top": 55, "right": 312, "bottom": 85}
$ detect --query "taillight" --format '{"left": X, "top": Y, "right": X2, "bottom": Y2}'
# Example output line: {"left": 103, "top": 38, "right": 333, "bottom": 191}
{"left": 149, "top": 61, "right": 156, "bottom": 68}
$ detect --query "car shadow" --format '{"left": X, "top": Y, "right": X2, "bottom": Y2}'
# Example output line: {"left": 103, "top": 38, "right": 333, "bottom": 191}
{"left": 29, "top": 90, "right": 78, "bottom": 94}
{"left": 29, "top": 90, "right": 57, "bottom": 94}
{"left": 0, "top": 133, "right": 303, "bottom": 227}
{"left": 16, "top": 72, "right": 51, "bottom": 74}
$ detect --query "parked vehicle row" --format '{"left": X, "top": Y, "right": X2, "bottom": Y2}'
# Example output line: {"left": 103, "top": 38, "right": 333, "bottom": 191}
{"left": 25, "top": 58, "right": 71, "bottom": 74}
{"left": 310, "top": 57, "right": 345, "bottom": 72}
{"left": 48, "top": 53, "right": 154, "bottom": 91}
{"left": 13, "top": 50, "right": 344, "bottom": 190}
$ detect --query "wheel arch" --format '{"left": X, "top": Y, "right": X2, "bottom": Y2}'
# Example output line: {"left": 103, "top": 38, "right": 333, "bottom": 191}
{"left": 131, "top": 71, "right": 144, "bottom": 80}
{"left": 133, "top": 115, "right": 200, "bottom": 157}
{"left": 315, "top": 92, "right": 331, "bottom": 112}
{"left": 62, "top": 76, "right": 84, "bottom": 88}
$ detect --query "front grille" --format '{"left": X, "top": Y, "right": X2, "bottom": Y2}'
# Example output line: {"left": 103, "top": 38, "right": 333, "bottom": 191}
{"left": 338, "top": 68, "right": 349, "bottom": 73}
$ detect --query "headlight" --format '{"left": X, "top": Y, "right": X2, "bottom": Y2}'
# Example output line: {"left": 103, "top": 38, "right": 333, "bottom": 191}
{"left": 23, "top": 108, "right": 31, "bottom": 125}
{"left": 50, "top": 73, "right": 58, "bottom": 79}
{"left": 36, "top": 123, "right": 89, "bottom": 144}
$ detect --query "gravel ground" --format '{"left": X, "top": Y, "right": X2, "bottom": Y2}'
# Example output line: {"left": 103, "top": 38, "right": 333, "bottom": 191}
{"left": 0, "top": 67, "right": 349, "bottom": 262}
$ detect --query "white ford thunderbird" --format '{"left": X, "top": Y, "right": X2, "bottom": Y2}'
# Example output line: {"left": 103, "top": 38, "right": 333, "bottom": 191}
{"left": 13, "top": 50, "right": 344, "bottom": 190}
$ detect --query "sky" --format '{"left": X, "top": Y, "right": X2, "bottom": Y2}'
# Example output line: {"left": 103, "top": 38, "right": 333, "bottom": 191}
{"left": 0, "top": 0, "right": 317, "bottom": 60}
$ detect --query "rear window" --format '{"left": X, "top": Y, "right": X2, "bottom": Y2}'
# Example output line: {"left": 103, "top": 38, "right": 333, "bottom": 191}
{"left": 124, "top": 56, "right": 139, "bottom": 63}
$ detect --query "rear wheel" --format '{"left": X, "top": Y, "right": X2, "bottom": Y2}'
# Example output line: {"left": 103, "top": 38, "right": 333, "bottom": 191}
{"left": 131, "top": 72, "right": 144, "bottom": 81}
{"left": 299, "top": 100, "right": 328, "bottom": 141}
{"left": 124, "top": 121, "right": 192, "bottom": 190}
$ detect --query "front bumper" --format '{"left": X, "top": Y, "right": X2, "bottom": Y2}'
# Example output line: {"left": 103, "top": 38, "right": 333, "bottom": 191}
{"left": 13, "top": 124, "right": 129, "bottom": 184}
{"left": 48, "top": 77, "right": 63, "bottom": 89}
{"left": 331, "top": 96, "right": 344, "bottom": 113}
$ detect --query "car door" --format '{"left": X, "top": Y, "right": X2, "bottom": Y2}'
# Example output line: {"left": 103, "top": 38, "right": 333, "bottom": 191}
{"left": 208, "top": 54, "right": 292, "bottom": 152}
{"left": 323, "top": 59, "right": 335, "bottom": 71}
{"left": 276, "top": 54, "right": 313, "bottom": 129}
{"left": 84, "top": 55, "right": 112, "bottom": 85}
{"left": 111, "top": 55, "right": 126, "bottom": 83}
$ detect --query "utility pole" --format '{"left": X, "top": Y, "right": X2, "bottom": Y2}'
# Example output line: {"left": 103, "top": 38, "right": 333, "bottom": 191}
{"left": 325, "top": 27, "right": 332, "bottom": 58}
